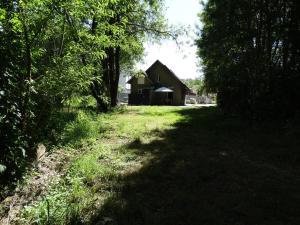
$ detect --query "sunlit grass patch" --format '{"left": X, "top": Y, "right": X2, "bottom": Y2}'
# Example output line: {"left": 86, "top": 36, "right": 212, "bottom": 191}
{"left": 61, "top": 111, "right": 99, "bottom": 146}
{"left": 16, "top": 105, "right": 300, "bottom": 225}
{"left": 18, "top": 106, "right": 185, "bottom": 224}
{"left": 20, "top": 176, "right": 89, "bottom": 225}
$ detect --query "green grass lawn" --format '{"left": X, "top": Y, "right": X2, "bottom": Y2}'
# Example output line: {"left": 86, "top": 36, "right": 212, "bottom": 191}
{"left": 17, "top": 106, "right": 300, "bottom": 225}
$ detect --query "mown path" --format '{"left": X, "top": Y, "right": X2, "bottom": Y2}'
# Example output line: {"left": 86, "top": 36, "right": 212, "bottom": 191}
{"left": 88, "top": 106, "right": 300, "bottom": 225}
{"left": 6, "top": 106, "right": 300, "bottom": 225}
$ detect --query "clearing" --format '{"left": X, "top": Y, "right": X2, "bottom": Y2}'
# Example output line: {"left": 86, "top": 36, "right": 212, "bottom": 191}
{"left": 2, "top": 106, "right": 300, "bottom": 225}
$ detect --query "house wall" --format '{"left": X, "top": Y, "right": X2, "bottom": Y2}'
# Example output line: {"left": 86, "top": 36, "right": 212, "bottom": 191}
{"left": 130, "top": 77, "right": 152, "bottom": 94}
{"left": 146, "top": 64, "right": 185, "bottom": 105}
{"left": 128, "top": 77, "right": 153, "bottom": 105}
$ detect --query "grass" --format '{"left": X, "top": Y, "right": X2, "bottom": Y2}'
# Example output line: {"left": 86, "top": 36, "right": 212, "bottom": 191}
{"left": 16, "top": 106, "right": 300, "bottom": 225}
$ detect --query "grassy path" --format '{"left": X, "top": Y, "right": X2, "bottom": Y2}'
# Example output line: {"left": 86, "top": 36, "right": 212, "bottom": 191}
{"left": 11, "top": 106, "right": 300, "bottom": 224}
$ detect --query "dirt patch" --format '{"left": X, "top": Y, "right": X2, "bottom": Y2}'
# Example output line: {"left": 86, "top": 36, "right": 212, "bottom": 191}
{"left": 0, "top": 149, "right": 72, "bottom": 225}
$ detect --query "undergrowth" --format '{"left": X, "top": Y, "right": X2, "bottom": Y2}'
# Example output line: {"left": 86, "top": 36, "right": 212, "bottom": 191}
{"left": 15, "top": 106, "right": 300, "bottom": 225}
{"left": 16, "top": 106, "right": 182, "bottom": 225}
{"left": 61, "top": 111, "right": 99, "bottom": 146}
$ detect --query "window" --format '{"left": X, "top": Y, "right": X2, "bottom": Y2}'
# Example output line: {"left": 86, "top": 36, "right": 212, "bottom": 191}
{"left": 137, "top": 77, "right": 144, "bottom": 84}
{"left": 157, "top": 73, "right": 160, "bottom": 82}
{"left": 138, "top": 89, "right": 143, "bottom": 94}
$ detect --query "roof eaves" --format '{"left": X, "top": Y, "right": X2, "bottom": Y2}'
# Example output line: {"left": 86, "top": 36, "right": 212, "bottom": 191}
{"left": 144, "top": 60, "right": 193, "bottom": 93}
{"left": 127, "top": 74, "right": 153, "bottom": 84}
{"left": 161, "top": 63, "right": 192, "bottom": 92}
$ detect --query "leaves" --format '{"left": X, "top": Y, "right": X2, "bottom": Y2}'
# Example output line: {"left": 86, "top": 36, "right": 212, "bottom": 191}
{"left": 197, "top": 0, "right": 300, "bottom": 119}
{"left": 0, "top": 0, "right": 169, "bottom": 183}
{"left": 0, "top": 164, "right": 7, "bottom": 173}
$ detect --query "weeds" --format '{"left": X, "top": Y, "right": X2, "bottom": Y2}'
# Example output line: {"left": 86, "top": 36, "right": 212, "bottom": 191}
{"left": 20, "top": 176, "right": 87, "bottom": 225}
{"left": 16, "top": 106, "right": 300, "bottom": 225}
{"left": 16, "top": 106, "right": 183, "bottom": 224}
{"left": 61, "top": 111, "right": 99, "bottom": 146}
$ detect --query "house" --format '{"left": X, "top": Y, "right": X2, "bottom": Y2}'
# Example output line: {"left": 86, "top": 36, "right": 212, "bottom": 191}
{"left": 128, "top": 60, "right": 193, "bottom": 105}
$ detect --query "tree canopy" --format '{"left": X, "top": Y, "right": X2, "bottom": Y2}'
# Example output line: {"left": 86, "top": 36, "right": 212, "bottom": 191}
{"left": 0, "top": 0, "right": 168, "bottom": 179}
{"left": 182, "top": 78, "right": 206, "bottom": 96}
{"left": 197, "top": 0, "right": 300, "bottom": 119}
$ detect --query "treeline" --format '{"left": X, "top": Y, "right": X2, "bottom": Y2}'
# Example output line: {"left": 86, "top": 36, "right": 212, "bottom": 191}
{"left": 197, "top": 0, "right": 300, "bottom": 119}
{"left": 182, "top": 78, "right": 206, "bottom": 96}
{"left": 0, "top": 0, "right": 166, "bottom": 180}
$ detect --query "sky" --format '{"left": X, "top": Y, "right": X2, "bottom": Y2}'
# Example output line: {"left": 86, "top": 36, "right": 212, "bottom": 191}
{"left": 137, "top": 0, "right": 203, "bottom": 79}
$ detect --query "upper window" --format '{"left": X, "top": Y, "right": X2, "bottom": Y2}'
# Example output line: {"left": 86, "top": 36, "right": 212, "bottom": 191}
{"left": 137, "top": 77, "right": 144, "bottom": 84}
{"left": 157, "top": 74, "right": 160, "bottom": 82}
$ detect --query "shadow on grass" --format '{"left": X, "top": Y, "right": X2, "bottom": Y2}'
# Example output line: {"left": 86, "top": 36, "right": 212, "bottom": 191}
{"left": 88, "top": 107, "right": 300, "bottom": 225}
{"left": 38, "top": 110, "right": 78, "bottom": 145}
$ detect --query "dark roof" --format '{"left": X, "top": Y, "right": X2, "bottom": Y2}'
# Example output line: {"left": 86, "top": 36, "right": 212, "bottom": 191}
{"left": 127, "top": 72, "right": 153, "bottom": 84}
{"left": 146, "top": 60, "right": 192, "bottom": 92}
{"left": 128, "top": 60, "right": 193, "bottom": 94}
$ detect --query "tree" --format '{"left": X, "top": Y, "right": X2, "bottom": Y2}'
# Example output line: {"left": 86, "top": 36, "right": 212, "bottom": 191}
{"left": 0, "top": 0, "right": 54, "bottom": 176}
{"left": 0, "top": 0, "right": 170, "bottom": 180}
{"left": 197, "top": 0, "right": 300, "bottom": 119}
{"left": 0, "top": 0, "right": 107, "bottom": 177}
{"left": 182, "top": 78, "right": 206, "bottom": 96}
{"left": 90, "top": 0, "right": 168, "bottom": 110}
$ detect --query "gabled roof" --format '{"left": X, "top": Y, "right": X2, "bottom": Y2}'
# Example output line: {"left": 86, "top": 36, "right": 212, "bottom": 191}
{"left": 146, "top": 60, "right": 191, "bottom": 92}
{"left": 127, "top": 60, "right": 193, "bottom": 94}
{"left": 127, "top": 71, "right": 153, "bottom": 84}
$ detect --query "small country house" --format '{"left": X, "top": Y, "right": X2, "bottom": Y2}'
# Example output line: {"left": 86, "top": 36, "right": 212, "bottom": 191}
{"left": 128, "top": 60, "right": 193, "bottom": 105}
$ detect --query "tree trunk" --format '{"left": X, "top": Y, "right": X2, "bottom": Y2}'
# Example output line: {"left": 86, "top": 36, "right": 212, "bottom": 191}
{"left": 89, "top": 17, "right": 109, "bottom": 112}
{"left": 110, "top": 46, "right": 121, "bottom": 107}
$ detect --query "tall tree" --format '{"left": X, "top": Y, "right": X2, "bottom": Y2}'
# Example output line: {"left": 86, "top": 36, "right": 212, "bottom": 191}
{"left": 90, "top": 0, "right": 168, "bottom": 110}
{"left": 0, "top": 0, "right": 54, "bottom": 176}
{"left": 0, "top": 0, "right": 169, "bottom": 179}
{"left": 197, "top": 0, "right": 300, "bottom": 119}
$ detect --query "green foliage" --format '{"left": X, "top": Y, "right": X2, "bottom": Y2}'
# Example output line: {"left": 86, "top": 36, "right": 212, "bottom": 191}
{"left": 182, "top": 78, "right": 206, "bottom": 95}
{"left": 62, "top": 111, "right": 99, "bottom": 146}
{"left": 0, "top": 0, "right": 168, "bottom": 183}
{"left": 0, "top": 2, "right": 28, "bottom": 178}
{"left": 16, "top": 106, "right": 300, "bottom": 224}
{"left": 17, "top": 106, "right": 183, "bottom": 224}
{"left": 0, "top": 164, "right": 7, "bottom": 174}
{"left": 197, "top": 0, "right": 300, "bottom": 119}
{"left": 21, "top": 176, "right": 87, "bottom": 225}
